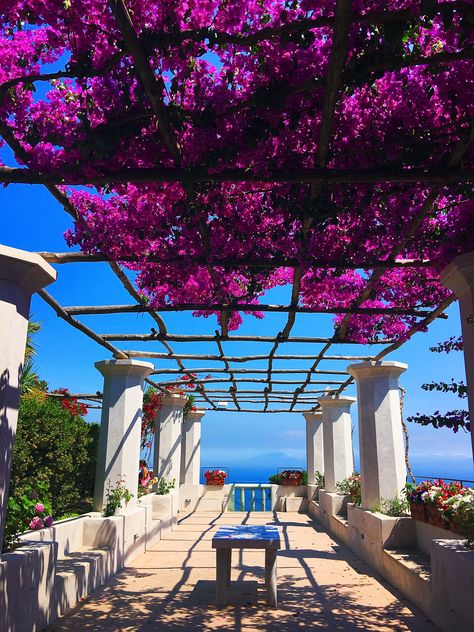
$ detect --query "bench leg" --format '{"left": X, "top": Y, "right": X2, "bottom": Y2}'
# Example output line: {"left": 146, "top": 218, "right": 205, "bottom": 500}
{"left": 216, "top": 549, "right": 231, "bottom": 606}
{"left": 265, "top": 549, "right": 278, "bottom": 607}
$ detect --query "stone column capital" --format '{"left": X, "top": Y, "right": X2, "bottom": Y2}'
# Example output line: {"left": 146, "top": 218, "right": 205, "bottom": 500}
{"left": 302, "top": 410, "right": 323, "bottom": 422}
{"left": 0, "top": 244, "right": 56, "bottom": 292}
{"left": 347, "top": 360, "right": 407, "bottom": 380}
{"left": 186, "top": 409, "right": 205, "bottom": 423}
{"left": 317, "top": 395, "right": 356, "bottom": 411}
{"left": 441, "top": 251, "right": 474, "bottom": 297}
{"left": 160, "top": 393, "right": 189, "bottom": 408}
{"left": 95, "top": 358, "right": 154, "bottom": 378}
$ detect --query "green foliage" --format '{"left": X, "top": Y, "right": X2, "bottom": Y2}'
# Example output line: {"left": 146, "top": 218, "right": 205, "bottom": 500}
{"left": 408, "top": 337, "right": 468, "bottom": 433}
{"left": 10, "top": 392, "right": 99, "bottom": 517}
{"left": 314, "top": 471, "right": 325, "bottom": 487}
{"left": 103, "top": 480, "right": 133, "bottom": 517}
{"left": 336, "top": 473, "right": 361, "bottom": 506}
{"left": 372, "top": 497, "right": 410, "bottom": 517}
{"left": 155, "top": 478, "right": 176, "bottom": 495}
{"left": 183, "top": 394, "right": 196, "bottom": 419}
{"left": 268, "top": 470, "right": 307, "bottom": 485}
{"left": 3, "top": 481, "right": 52, "bottom": 551}
{"left": 21, "top": 319, "right": 42, "bottom": 394}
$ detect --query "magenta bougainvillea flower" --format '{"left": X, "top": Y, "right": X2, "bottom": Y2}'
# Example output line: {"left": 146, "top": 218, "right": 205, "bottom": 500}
{"left": 0, "top": 2, "right": 472, "bottom": 341}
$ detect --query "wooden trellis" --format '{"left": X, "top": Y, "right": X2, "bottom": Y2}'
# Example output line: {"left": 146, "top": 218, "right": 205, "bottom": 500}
{"left": 36, "top": 260, "right": 454, "bottom": 413}
{"left": 1, "top": 0, "right": 471, "bottom": 412}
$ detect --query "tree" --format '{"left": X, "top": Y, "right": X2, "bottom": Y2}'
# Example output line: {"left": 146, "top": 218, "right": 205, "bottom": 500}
{"left": 20, "top": 319, "right": 43, "bottom": 394}
{"left": 407, "top": 337, "right": 470, "bottom": 434}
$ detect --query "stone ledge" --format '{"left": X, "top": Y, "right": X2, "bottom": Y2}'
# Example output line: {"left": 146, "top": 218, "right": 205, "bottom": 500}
{"left": 384, "top": 548, "right": 431, "bottom": 583}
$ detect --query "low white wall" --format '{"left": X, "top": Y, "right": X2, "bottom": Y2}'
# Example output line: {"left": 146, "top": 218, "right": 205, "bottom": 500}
{"left": 275, "top": 485, "right": 308, "bottom": 512}
{"left": 431, "top": 540, "right": 474, "bottom": 632}
{"left": 308, "top": 494, "right": 474, "bottom": 632}
{"left": 0, "top": 493, "right": 177, "bottom": 632}
{"left": 179, "top": 484, "right": 311, "bottom": 513}
{"left": 415, "top": 520, "right": 460, "bottom": 556}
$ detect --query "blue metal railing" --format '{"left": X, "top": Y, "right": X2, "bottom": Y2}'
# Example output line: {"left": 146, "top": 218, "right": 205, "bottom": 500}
{"left": 410, "top": 474, "right": 474, "bottom": 488}
{"left": 228, "top": 484, "right": 275, "bottom": 512}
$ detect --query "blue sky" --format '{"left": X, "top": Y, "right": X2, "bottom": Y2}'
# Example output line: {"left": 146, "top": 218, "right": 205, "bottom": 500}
{"left": 1, "top": 151, "right": 473, "bottom": 481}
{"left": 2, "top": 31, "right": 472, "bottom": 482}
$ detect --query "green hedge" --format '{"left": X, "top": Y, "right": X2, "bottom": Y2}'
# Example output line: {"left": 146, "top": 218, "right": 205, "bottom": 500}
{"left": 8, "top": 394, "right": 99, "bottom": 519}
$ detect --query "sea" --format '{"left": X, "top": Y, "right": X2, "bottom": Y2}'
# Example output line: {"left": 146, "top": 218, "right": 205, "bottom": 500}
{"left": 197, "top": 456, "right": 473, "bottom": 512}
{"left": 199, "top": 456, "right": 474, "bottom": 487}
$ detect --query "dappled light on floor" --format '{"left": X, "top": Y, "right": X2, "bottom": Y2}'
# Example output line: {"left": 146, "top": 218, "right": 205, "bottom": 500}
{"left": 47, "top": 513, "right": 437, "bottom": 631}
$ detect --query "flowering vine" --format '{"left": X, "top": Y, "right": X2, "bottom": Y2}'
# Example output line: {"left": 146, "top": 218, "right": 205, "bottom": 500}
{"left": 0, "top": 2, "right": 473, "bottom": 341}
{"left": 141, "top": 374, "right": 201, "bottom": 448}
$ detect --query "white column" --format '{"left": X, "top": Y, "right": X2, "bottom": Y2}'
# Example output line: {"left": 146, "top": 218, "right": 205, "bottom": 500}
{"left": 180, "top": 409, "right": 204, "bottom": 485}
{"left": 441, "top": 252, "right": 474, "bottom": 461}
{"left": 153, "top": 393, "right": 187, "bottom": 483}
{"left": 348, "top": 361, "right": 407, "bottom": 510}
{"left": 94, "top": 359, "right": 154, "bottom": 512}
{"left": 317, "top": 396, "right": 355, "bottom": 492}
{"left": 0, "top": 245, "right": 56, "bottom": 546}
{"left": 303, "top": 411, "right": 324, "bottom": 485}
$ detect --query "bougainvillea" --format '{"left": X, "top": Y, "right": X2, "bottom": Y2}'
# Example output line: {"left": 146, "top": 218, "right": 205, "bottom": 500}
{"left": 52, "top": 388, "right": 88, "bottom": 417}
{"left": 141, "top": 374, "right": 199, "bottom": 447}
{"left": 1, "top": 1, "right": 473, "bottom": 341}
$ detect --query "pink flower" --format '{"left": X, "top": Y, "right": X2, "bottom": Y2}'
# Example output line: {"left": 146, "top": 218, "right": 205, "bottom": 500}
{"left": 44, "top": 516, "right": 54, "bottom": 528}
{"left": 29, "top": 516, "right": 44, "bottom": 530}
{"left": 35, "top": 503, "right": 45, "bottom": 514}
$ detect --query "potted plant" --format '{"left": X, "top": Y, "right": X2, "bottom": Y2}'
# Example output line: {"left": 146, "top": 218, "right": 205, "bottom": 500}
{"left": 405, "top": 480, "right": 469, "bottom": 531}
{"left": 204, "top": 469, "right": 228, "bottom": 486}
{"left": 335, "top": 473, "right": 361, "bottom": 505}
{"left": 279, "top": 469, "right": 304, "bottom": 486}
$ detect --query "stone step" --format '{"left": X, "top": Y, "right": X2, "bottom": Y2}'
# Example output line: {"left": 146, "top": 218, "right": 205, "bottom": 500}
{"left": 54, "top": 546, "right": 114, "bottom": 616}
{"left": 384, "top": 547, "right": 432, "bottom": 583}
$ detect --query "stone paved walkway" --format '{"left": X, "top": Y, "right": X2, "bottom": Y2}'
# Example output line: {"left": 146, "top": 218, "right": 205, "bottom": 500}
{"left": 48, "top": 512, "right": 438, "bottom": 631}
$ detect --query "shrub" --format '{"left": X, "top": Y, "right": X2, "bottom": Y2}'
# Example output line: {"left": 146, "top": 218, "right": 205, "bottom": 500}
{"left": 314, "top": 471, "right": 325, "bottom": 487}
{"left": 3, "top": 481, "right": 53, "bottom": 551}
{"left": 9, "top": 392, "right": 99, "bottom": 518}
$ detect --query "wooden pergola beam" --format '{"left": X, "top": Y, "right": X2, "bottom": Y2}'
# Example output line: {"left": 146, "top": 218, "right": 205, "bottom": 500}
{"left": 1, "top": 165, "right": 472, "bottom": 185}
{"left": 38, "top": 289, "right": 128, "bottom": 360}
{"left": 65, "top": 303, "right": 445, "bottom": 318}
{"left": 150, "top": 368, "right": 347, "bottom": 375}
{"left": 37, "top": 252, "right": 433, "bottom": 269}
{"left": 125, "top": 351, "right": 374, "bottom": 361}
{"left": 156, "top": 376, "right": 346, "bottom": 384}
{"left": 96, "top": 333, "right": 394, "bottom": 344}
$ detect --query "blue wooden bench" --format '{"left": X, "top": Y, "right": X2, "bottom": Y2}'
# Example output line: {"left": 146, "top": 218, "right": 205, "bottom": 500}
{"left": 212, "top": 525, "right": 281, "bottom": 606}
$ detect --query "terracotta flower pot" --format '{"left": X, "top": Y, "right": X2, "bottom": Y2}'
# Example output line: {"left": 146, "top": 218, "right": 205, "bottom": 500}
{"left": 410, "top": 502, "right": 427, "bottom": 522}
{"left": 425, "top": 505, "right": 449, "bottom": 530}
{"left": 280, "top": 474, "right": 303, "bottom": 486}
{"left": 206, "top": 478, "right": 226, "bottom": 486}
{"left": 449, "top": 520, "right": 468, "bottom": 537}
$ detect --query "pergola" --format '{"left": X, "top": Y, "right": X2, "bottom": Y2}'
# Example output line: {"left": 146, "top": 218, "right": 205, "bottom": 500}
{"left": 34, "top": 251, "right": 451, "bottom": 413}
{"left": 1, "top": 0, "right": 473, "bottom": 551}
{"left": 0, "top": 0, "right": 471, "bottom": 410}
{"left": 1, "top": 5, "right": 474, "bottom": 629}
